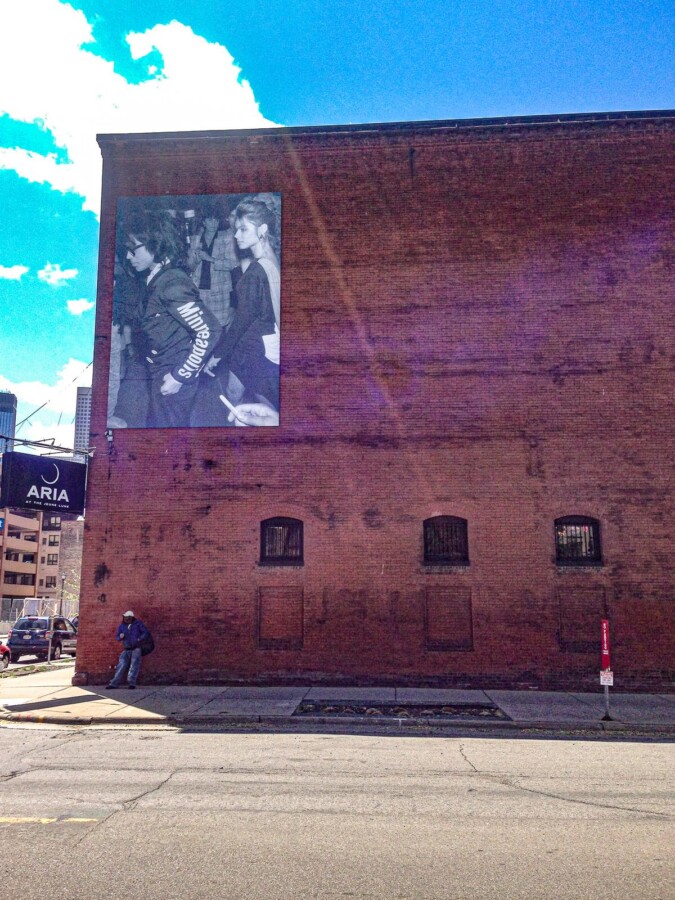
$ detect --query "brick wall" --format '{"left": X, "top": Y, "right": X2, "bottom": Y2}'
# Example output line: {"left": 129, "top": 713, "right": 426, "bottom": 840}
{"left": 74, "top": 114, "right": 674, "bottom": 689}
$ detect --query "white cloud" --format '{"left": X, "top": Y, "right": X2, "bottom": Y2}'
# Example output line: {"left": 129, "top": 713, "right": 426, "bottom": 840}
{"left": 0, "top": 264, "right": 29, "bottom": 280}
{"left": 38, "top": 262, "right": 79, "bottom": 286}
{"left": 0, "top": 359, "right": 91, "bottom": 426}
{"left": 0, "top": 148, "right": 82, "bottom": 198}
{"left": 67, "top": 298, "right": 95, "bottom": 315}
{"left": 16, "top": 420, "right": 86, "bottom": 456}
{"left": 0, "top": 1, "right": 277, "bottom": 215}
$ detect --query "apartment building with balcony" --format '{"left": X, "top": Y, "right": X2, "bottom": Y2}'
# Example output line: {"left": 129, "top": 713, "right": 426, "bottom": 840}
{"left": 0, "top": 507, "right": 44, "bottom": 620}
{"left": 36, "top": 512, "right": 63, "bottom": 601}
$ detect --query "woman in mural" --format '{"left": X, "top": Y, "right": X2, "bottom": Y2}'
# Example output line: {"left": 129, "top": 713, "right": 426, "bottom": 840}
{"left": 204, "top": 198, "right": 280, "bottom": 416}
{"left": 122, "top": 212, "right": 222, "bottom": 428}
{"left": 187, "top": 202, "right": 238, "bottom": 329}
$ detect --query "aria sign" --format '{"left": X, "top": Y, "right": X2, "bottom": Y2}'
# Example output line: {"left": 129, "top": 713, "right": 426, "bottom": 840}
{"left": 0, "top": 452, "right": 86, "bottom": 514}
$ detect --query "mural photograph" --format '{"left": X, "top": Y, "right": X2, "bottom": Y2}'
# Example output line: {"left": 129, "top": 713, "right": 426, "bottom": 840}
{"left": 107, "top": 192, "right": 281, "bottom": 429}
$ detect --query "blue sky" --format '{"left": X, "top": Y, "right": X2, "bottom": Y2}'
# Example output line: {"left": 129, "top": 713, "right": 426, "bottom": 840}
{"left": 1, "top": 0, "right": 673, "bottom": 448}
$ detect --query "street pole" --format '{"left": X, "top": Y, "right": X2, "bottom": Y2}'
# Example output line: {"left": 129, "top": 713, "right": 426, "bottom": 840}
{"left": 59, "top": 572, "right": 66, "bottom": 617}
{"left": 600, "top": 619, "right": 613, "bottom": 722}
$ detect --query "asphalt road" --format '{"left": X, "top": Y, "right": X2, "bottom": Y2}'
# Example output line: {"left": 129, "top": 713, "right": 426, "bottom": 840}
{"left": 0, "top": 725, "right": 672, "bottom": 899}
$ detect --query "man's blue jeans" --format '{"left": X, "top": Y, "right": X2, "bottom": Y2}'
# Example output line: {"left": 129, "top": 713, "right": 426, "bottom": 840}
{"left": 109, "top": 647, "right": 142, "bottom": 686}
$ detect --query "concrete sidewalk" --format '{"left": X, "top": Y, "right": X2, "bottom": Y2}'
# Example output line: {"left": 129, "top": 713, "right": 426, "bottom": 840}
{"left": 1, "top": 662, "right": 674, "bottom": 732}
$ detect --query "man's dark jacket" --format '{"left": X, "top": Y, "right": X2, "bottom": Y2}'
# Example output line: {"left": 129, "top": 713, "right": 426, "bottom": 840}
{"left": 142, "top": 266, "right": 221, "bottom": 383}
{"left": 116, "top": 619, "right": 149, "bottom": 651}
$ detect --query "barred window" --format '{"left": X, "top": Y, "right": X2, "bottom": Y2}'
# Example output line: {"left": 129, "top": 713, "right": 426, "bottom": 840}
{"left": 555, "top": 516, "right": 602, "bottom": 566}
{"left": 424, "top": 516, "right": 469, "bottom": 566}
{"left": 260, "top": 517, "right": 304, "bottom": 566}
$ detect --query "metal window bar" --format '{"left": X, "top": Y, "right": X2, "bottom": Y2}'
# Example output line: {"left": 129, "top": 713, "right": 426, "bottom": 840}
{"left": 557, "top": 524, "right": 596, "bottom": 560}
{"left": 425, "top": 519, "right": 468, "bottom": 563}
{"left": 264, "top": 523, "right": 301, "bottom": 561}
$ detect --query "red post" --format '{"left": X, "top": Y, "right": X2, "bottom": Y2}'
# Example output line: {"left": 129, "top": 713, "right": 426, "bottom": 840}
{"left": 601, "top": 619, "right": 611, "bottom": 670}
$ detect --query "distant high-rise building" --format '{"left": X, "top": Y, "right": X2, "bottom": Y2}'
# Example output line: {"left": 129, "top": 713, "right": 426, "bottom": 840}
{"left": 0, "top": 391, "right": 17, "bottom": 454}
{"left": 74, "top": 387, "right": 92, "bottom": 460}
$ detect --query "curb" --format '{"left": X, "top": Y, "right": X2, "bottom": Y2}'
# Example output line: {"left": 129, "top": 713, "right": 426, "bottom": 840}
{"left": 0, "top": 660, "right": 76, "bottom": 679}
{"left": 2, "top": 707, "right": 674, "bottom": 734}
{"left": 0, "top": 710, "right": 93, "bottom": 725}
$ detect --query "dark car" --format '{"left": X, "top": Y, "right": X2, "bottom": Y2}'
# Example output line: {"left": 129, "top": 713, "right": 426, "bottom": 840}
{"left": 1, "top": 642, "right": 9, "bottom": 670}
{"left": 7, "top": 616, "right": 78, "bottom": 663}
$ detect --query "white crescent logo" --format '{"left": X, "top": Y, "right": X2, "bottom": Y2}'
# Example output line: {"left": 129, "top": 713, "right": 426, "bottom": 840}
{"left": 41, "top": 463, "right": 60, "bottom": 486}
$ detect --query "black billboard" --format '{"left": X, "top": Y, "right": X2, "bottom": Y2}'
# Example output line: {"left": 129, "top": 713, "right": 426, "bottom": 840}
{"left": 0, "top": 452, "right": 86, "bottom": 514}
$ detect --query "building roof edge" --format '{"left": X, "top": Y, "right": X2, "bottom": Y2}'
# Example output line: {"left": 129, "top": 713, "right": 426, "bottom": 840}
{"left": 96, "top": 109, "right": 675, "bottom": 148}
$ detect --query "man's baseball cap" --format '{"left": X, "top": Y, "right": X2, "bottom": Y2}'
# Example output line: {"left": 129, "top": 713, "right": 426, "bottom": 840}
{"left": 123, "top": 610, "right": 134, "bottom": 617}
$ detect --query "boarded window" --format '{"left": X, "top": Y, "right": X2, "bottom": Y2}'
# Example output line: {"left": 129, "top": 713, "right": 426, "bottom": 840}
{"left": 557, "top": 585, "right": 606, "bottom": 652}
{"left": 555, "top": 516, "right": 602, "bottom": 566}
{"left": 260, "top": 517, "right": 303, "bottom": 566}
{"left": 258, "top": 586, "right": 304, "bottom": 650}
{"left": 423, "top": 516, "right": 469, "bottom": 566}
{"left": 425, "top": 586, "right": 473, "bottom": 651}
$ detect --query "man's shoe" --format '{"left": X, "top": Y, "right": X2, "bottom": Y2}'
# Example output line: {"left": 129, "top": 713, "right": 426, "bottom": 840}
{"left": 105, "top": 684, "right": 118, "bottom": 690}
{"left": 127, "top": 684, "right": 136, "bottom": 690}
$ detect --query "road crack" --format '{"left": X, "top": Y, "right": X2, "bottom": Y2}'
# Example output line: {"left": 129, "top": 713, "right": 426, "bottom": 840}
{"left": 0, "top": 770, "right": 21, "bottom": 782}
{"left": 123, "top": 770, "right": 176, "bottom": 810}
{"left": 498, "top": 778, "right": 672, "bottom": 818}
{"left": 458, "top": 743, "right": 478, "bottom": 772}
{"left": 72, "top": 770, "right": 178, "bottom": 845}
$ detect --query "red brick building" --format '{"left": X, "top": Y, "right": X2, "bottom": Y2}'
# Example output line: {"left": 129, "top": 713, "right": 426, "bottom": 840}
{"left": 76, "top": 111, "right": 674, "bottom": 690}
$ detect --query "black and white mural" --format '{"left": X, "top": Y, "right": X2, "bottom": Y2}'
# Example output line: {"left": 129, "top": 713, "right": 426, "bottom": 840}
{"left": 107, "top": 193, "right": 281, "bottom": 429}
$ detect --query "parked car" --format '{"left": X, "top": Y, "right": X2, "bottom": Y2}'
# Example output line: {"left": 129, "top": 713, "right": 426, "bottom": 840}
{"left": 7, "top": 616, "right": 78, "bottom": 663}
{"left": 71, "top": 615, "right": 79, "bottom": 630}
{"left": 0, "top": 642, "right": 9, "bottom": 669}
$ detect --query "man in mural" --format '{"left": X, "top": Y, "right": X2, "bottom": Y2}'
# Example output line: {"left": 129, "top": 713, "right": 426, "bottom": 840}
{"left": 186, "top": 200, "right": 238, "bottom": 329}
{"left": 107, "top": 248, "right": 150, "bottom": 428}
{"left": 122, "top": 212, "right": 222, "bottom": 428}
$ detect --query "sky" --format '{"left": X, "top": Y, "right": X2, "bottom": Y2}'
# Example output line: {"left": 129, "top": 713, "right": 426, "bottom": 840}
{"left": 0, "top": 0, "right": 673, "bottom": 451}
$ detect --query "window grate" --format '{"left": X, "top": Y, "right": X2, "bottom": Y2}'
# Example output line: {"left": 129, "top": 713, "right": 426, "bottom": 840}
{"left": 555, "top": 516, "right": 602, "bottom": 566}
{"left": 260, "top": 517, "right": 304, "bottom": 566}
{"left": 424, "top": 516, "right": 469, "bottom": 566}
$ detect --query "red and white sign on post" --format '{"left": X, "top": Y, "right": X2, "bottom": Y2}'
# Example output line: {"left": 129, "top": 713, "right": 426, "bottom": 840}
{"left": 600, "top": 619, "right": 613, "bottom": 686}
{"left": 601, "top": 619, "right": 611, "bottom": 670}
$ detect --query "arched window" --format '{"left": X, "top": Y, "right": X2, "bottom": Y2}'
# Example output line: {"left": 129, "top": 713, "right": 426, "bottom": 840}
{"left": 554, "top": 516, "right": 602, "bottom": 566}
{"left": 260, "top": 517, "right": 304, "bottom": 566}
{"left": 423, "top": 516, "right": 469, "bottom": 566}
